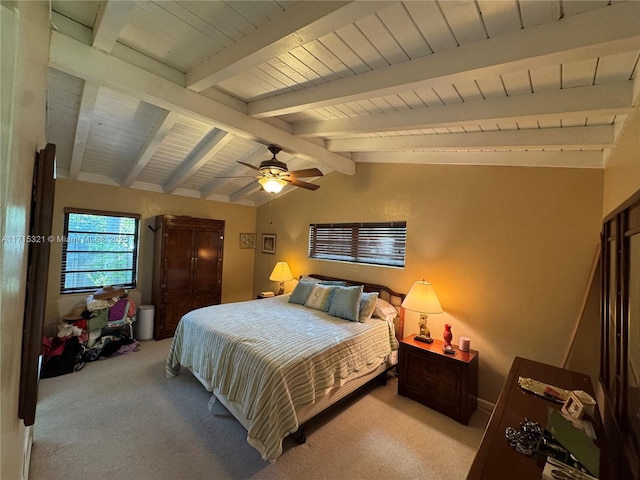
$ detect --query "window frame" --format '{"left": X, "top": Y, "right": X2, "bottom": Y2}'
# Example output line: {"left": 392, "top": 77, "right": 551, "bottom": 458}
{"left": 308, "top": 221, "right": 406, "bottom": 268}
{"left": 60, "top": 208, "right": 140, "bottom": 294}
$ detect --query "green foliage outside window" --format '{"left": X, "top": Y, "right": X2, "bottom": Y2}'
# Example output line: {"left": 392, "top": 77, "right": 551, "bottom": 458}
{"left": 61, "top": 210, "right": 139, "bottom": 293}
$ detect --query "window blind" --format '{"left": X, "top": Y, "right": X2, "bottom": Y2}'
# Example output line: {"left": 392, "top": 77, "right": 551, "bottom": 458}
{"left": 308, "top": 222, "right": 406, "bottom": 267}
{"left": 60, "top": 209, "right": 140, "bottom": 294}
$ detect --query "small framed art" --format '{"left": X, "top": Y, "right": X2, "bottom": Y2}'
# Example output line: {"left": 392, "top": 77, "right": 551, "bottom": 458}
{"left": 262, "top": 234, "right": 276, "bottom": 254}
{"left": 239, "top": 233, "right": 256, "bottom": 249}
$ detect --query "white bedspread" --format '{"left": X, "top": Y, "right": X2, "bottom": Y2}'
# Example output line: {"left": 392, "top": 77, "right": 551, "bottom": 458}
{"left": 166, "top": 294, "right": 393, "bottom": 460}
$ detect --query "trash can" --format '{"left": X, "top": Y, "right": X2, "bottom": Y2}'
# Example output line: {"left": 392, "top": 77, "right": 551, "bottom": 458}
{"left": 136, "top": 305, "right": 155, "bottom": 340}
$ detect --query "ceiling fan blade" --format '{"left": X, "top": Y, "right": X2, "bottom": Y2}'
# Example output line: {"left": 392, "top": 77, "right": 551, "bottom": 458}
{"left": 286, "top": 168, "right": 323, "bottom": 178}
{"left": 286, "top": 178, "right": 320, "bottom": 191}
{"left": 237, "top": 161, "right": 261, "bottom": 171}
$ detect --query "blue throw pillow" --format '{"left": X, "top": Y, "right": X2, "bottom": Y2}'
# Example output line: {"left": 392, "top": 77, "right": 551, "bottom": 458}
{"left": 359, "top": 292, "right": 379, "bottom": 322}
{"left": 289, "top": 281, "right": 315, "bottom": 305}
{"left": 328, "top": 285, "right": 363, "bottom": 322}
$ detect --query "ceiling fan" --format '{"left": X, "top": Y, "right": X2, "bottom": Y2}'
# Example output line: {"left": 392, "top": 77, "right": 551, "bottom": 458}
{"left": 237, "top": 145, "right": 323, "bottom": 193}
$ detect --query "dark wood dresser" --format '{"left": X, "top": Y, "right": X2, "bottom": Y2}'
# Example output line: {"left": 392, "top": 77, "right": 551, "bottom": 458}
{"left": 398, "top": 335, "right": 478, "bottom": 424}
{"left": 466, "top": 356, "right": 602, "bottom": 480}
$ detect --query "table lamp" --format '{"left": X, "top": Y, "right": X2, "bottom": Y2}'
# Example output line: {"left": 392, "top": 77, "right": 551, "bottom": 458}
{"left": 269, "top": 261, "right": 294, "bottom": 295}
{"left": 401, "top": 280, "right": 443, "bottom": 343}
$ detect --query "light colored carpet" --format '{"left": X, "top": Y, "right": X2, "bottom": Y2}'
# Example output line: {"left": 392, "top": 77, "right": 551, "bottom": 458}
{"left": 30, "top": 338, "right": 489, "bottom": 480}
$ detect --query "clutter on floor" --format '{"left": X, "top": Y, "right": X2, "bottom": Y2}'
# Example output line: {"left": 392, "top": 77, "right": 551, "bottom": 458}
{"left": 40, "top": 285, "right": 139, "bottom": 378}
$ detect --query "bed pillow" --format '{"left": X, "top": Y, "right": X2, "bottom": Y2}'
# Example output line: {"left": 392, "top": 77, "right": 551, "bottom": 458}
{"left": 373, "top": 297, "right": 398, "bottom": 322}
{"left": 359, "top": 292, "right": 379, "bottom": 322}
{"left": 304, "top": 284, "right": 336, "bottom": 312}
{"left": 299, "top": 275, "right": 321, "bottom": 284}
{"left": 328, "top": 285, "right": 363, "bottom": 322}
{"left": 288, "top": 280, "right": 316, "bottom": 305}
{"left": 298, "top": 275, "right": 347, "bottom": 286}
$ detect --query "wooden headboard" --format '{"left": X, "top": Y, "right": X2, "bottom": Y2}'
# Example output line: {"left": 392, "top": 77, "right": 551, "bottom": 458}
{"left": 307, "top": 274, "right": 406, "bottom": 340}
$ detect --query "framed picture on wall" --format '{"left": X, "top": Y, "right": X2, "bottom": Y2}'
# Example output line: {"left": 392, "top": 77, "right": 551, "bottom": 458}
{"left": 239, "top": 233, "right": 256, "bottom": 249}
{"left": 262, "top": 234, "right": 276, "bottom": 254}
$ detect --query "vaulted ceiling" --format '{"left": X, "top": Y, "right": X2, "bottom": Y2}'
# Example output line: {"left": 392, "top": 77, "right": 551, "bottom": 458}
{"left": 46, "top": 1, "right": 640, "bottom": 206}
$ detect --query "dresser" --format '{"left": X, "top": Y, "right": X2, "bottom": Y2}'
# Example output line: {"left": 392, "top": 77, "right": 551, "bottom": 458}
{"left": 151, "top": 215, "right": 225, "bottom": 339}
{"left": 466, "top": 356, "right": 604, "bottom": 480}
{"left": 398, "top": 335, "right": 478, "bottom": 424}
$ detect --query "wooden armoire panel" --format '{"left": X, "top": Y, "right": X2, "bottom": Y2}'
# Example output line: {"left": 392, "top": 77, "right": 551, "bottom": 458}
{"left": 164, "top": 227, "right": 194, "bottom": 294}
{"left": 193, "top": 228, "right": 221, "bottom": 296}
{"left": 152, "top": 215, "right": 224, "bottom": 339}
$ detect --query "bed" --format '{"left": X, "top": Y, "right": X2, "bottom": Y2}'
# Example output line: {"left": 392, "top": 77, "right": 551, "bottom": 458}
{"left": 166, "top": 274, "right": 405, "bottom": 461}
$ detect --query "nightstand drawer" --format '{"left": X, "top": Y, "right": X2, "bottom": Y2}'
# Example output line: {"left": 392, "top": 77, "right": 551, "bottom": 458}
{"left": 405, "top": 351, "right": 463, "bottom": 388}
{"left": 401, "top": 373, "right": 462, "bottom": 413}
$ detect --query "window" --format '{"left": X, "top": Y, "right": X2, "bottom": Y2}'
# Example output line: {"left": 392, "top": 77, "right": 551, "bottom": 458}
{"left": 60, "top": 209, "right": 140, "bottom": 294}
{"left": 308, "top": 222, "right": 406, "bottom": 267}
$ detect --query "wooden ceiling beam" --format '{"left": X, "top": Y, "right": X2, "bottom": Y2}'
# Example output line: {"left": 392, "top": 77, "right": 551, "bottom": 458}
{"left": 68, "top": 81, "right": 99, "bottom": 179}
{"left": 229, "top": 180, "right": 262, "bottom": 203}
{"left": 92, "top": 0, "right": 135, "bottom": 53}
{"left": 294, "top": 82, "right": 634, "bottom": 137}
{"left": 327, "top": 125, "right": 614, "bottom": 152}
{"left": 200, "top": 146, "right": 265, "bottom": 199}
{"left": 123, "top": 111, "right": 180, "bottom": 187}
{"left": 49, "top": 31, "right": 355, "bottom": 175}
{"left": 186, "top": 1, "right": 393, "bottom": 92}
{"left": 354, "top": 150, "right": 604, "bottom": 168}
{"left": 248, "top": 2, "right": 640, "bottom": 118}
{"left": 164, "top": 129, "right": 234, "bottom": 194}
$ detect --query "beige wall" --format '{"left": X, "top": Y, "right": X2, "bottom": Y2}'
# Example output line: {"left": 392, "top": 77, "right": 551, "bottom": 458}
{"left": 45, "top": 179, "right": 257, "bottom": 335}
{"left": 254, "top": 163, "right": 604, "bottom": 403}
{"left": 603, "top": 103, "right": 640, "bottom": 217}
{"left": 0, "top": 2, "right": 49, "bottom": 479}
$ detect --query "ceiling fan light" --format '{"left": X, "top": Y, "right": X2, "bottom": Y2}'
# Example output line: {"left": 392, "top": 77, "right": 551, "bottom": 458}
{"left": 259, "top": 177, "right": 287, "bottom": 193}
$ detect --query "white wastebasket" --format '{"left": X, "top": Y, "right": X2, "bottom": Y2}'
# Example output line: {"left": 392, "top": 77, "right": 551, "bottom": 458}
{"left": 137, "top": 305, "right": 155, "bottom": 340}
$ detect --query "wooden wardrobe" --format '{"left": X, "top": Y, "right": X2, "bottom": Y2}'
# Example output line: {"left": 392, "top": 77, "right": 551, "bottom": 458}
{"left": 152, "top": 215, "right": 225, "bottom": 339}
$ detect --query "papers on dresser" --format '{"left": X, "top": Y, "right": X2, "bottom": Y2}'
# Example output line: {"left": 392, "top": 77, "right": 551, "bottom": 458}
{"left": 542, "top": 457, "right": 598, "bottom": 480}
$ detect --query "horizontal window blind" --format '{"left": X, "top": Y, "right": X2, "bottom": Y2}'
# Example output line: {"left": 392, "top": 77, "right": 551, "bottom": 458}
{"left": 309, "top": 222, "right": 406, "bottom": 267}
{"left": 60, "top": 209, "right": 139, "bottom": 294}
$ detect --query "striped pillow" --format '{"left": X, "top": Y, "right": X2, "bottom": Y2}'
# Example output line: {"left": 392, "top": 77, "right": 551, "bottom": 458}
{"left": 328, "top": 285, "right": 363, "bottom": 322}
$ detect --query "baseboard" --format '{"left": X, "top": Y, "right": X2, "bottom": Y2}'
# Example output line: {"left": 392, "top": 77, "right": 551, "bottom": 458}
{"left": 477, "top": 397, "right": 495, "bottom": 414}
{"left": 22, "top": 425, "right": 33, "bottom": 480}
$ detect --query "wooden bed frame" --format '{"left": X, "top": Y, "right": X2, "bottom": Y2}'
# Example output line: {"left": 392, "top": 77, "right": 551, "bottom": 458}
{"left": 202, "top": 274, "right": 407, "bottom": 451}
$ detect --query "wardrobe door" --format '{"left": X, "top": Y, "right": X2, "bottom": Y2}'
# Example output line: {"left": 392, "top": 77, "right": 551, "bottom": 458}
{"left": 162, "top": 296, "right": 194, "bottom": 339}
{"left": 193, "top": 226, "right": 222, "bottom": 301}
{"left": 164, "top": 226, "right": 195, "bottom": 295}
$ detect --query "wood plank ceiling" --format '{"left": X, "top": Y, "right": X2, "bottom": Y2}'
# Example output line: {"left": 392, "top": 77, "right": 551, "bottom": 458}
{"left": 46, "top": 0, "right": 640, "bottom": 206}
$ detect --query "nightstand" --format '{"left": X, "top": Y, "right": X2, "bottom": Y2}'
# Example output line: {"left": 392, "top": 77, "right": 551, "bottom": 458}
{"left": 398, "top": 335, "right": 478, "bottom": 424}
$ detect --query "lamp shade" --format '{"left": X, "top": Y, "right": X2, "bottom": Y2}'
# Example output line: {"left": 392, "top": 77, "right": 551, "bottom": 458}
{"left": 259, "top": 177, "right": 286, "bottom": 193}
{"left": 401, "top": 280, "right": 443, "bottom": 314}
{"left": 269, "top": 262, "right": 294, "bottom": 282}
